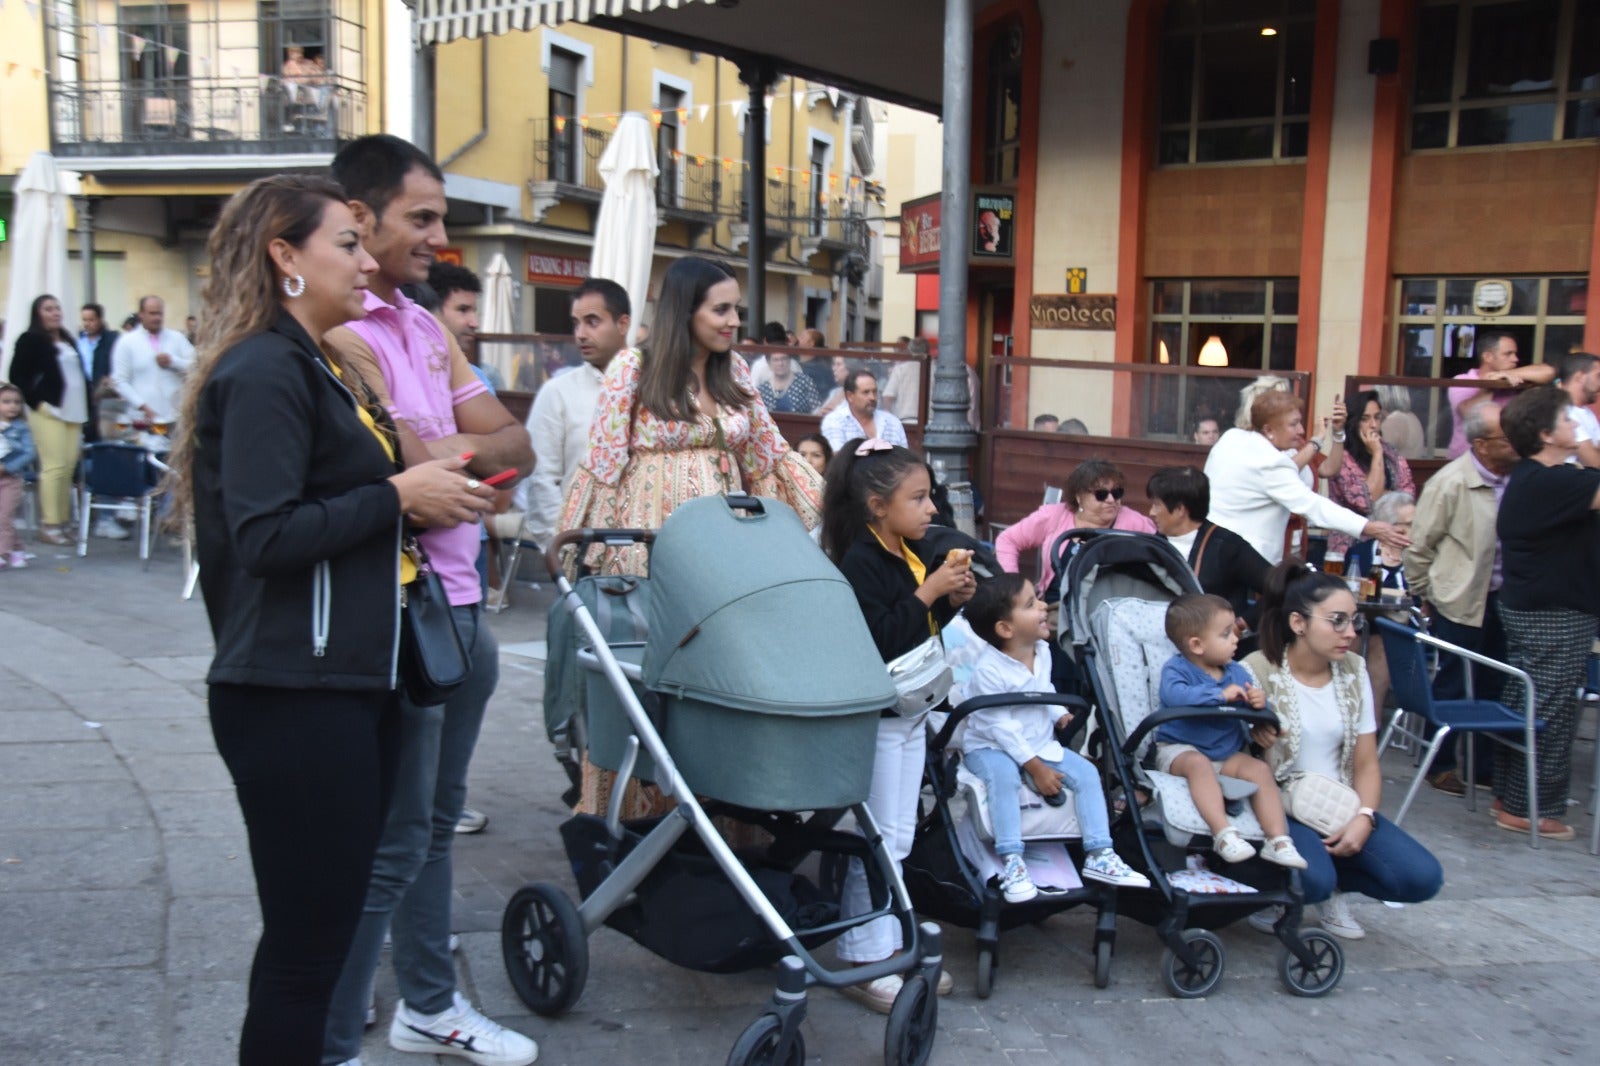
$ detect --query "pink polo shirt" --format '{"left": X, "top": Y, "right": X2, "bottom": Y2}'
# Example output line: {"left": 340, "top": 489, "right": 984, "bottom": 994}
{"left": 339, "top": 289, "right": 489, "bottom": 606}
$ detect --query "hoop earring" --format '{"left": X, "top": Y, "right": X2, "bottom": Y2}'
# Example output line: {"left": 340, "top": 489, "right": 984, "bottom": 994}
{"left": 282, "top": 274, "right": 306, "bottom": 299}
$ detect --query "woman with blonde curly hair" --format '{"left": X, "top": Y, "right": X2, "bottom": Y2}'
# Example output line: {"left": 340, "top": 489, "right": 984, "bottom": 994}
{"left": 172, "top": 174, "right": 491, "bottom": 1064}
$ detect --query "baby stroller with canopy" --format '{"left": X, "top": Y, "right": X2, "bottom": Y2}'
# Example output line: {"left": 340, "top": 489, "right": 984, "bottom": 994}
{"left": 504, "top": 494, "right": 944, "bottom": 1066}
{"left": 1054, "top": 528, "right": 1345, "bottom": 998}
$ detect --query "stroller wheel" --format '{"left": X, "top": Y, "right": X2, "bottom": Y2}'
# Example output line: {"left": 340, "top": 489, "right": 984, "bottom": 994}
{"left": 1093, "top": 939, "right": 1113, "bottom": 989}
{"left": 726, "top": 1013, "right": 805, "bottom": 1066}
{"left": 975, "top": 947, "right": 995, "bottom": 999}
{"left": 884, "top": 973, "right": 938, "bottom": 1066}
{"left": 1278, "top": 929, "right": 1344, "bottom": 997}
{"left": 1160, "top": 929, "right": 1225, "bottom": 999}
{"left": 501, "top": 883, "right": 588, "bottom": 1015}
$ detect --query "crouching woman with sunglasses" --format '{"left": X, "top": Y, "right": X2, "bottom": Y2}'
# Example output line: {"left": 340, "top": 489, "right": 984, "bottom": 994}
{"left": 995, "top": 458, "right": 1155, "bottom": 601}
{"left": 1242, "top": 563, "right": 1442, "bottom": 940}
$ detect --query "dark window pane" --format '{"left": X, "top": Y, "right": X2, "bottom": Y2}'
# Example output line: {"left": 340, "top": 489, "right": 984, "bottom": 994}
{"left": 1507, "top": 278, "right": 1540, "bottom": 315}
{"left": 1464, "top": 0, "right": 1558, "bottom": 98}
{"left": 1400, "top": 279, "right": 1438, "bottom": 314}
{"left": 1272, "top": 279, "right": 1299, "bottom": 315}
{"left": 1547, "top": 277, "right": 1588, "bottom": 316}
{"left": 1281, "top": 121, "right": 1309, "bottom": 157}
{"left": 1198, "top": 27, "right": 1278, "bottom": 120}
{"left": 1457, "top": 102, "right": 1557, "bottom": 145}
{"left": 1570, "top": 0, "right": 1600, "bottom": 92}
{"left": 1400, "top": 325, "right": 1439, "bottom": 377}
{"left": 1159, "top": 129, "right": 1192, "bottom": 164}
{"left": 1567, "top": 100, "right": 1600, "bottom": 141}
{"left": 1165, "top": 0, "right": 1202, "bottom": 30}
{"left": 1413, "top": 4, "right": 1458, "bottom": 105}
{"left": 1196, "top": 123, "right": 1275, "bottom": 161}
{"left": 1269, "top": 324, "right": 1298, "bottom": 371}
{"left": 1543, "top": 324, "right": 1584, "bottom": 362}
{"left": 1160, "top": 35, "right": 1195, "bottom": 123}
{"left": 1203, "top": 0, "right": 1281, "bottom": 24}
{"left": 1444, "top": 280, "right": 1475, "bottom": 314}
{"left": 1411, "top": 110, "right": 1449, "bottom": 148}
{"left": 1282, "top": 22, "right": 1313, "bottom": 116}
{"left": 1191, "top": 279, "right": 1267, "bottom": 315}
{"left": 1152, "top": 281, "right": 1185, "bottom": 314}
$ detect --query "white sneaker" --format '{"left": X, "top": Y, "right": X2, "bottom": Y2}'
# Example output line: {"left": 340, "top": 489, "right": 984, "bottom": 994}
{"left": 456, "top": 807, "right": 489, "bottom": 834}
{"left": 1318, "top": 892, "right": 1367, "bottom": 940}
{"left": 999, "top": 853, "right": 1037, "bottom": 903}
{"left": 92, "top": 517, "right": 130, "bottom": 540}
{"left": 1080, "top": 848, "right": 1151, "bottom": 888}
{"left": 388, "top": 992, "right": 538, "bottom": 1064}
{"left": 1246, "top": 904, "right": 1284, "bottom": 934}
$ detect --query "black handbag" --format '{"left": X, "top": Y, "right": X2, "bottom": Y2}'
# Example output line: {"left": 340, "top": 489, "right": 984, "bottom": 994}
{"left": 398, "top": 533, "right": 471, "bottom": 706}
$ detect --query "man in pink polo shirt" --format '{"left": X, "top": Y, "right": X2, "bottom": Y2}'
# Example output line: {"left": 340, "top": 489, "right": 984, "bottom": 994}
{"left": 1446, "top": 330, "right": 1553, "bottom": 458}
{"left": 322, "top": 135, "right": 536, "bottom": 1066}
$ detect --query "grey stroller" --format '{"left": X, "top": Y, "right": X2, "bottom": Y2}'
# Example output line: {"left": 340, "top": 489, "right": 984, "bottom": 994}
{"left": 503, "top": 494, "right": 944, "bottom": 1066}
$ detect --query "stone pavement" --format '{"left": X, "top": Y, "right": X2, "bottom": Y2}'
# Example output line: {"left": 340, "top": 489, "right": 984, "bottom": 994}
{"left": 3, "top": 536, "right": 1600, "bottom": 1065}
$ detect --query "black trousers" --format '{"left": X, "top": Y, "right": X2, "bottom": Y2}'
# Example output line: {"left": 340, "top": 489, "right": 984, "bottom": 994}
{"left": 209, "top": 683, "right": 399, "bottom": 1066}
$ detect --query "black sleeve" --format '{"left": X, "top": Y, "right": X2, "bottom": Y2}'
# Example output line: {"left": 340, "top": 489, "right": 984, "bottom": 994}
{"left": 11, "top": 334, "right": 57, "bottom": 409}
{"left": 212, "top": 353, "right": 401, "bottom": 578}
{"left": 839, "top": 544, "right": 952, "bottom": 660}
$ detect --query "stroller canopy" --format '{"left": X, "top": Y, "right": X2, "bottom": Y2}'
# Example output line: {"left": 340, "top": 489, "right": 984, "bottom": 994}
{"left": 1058, "top": 530, "right": 1201, "bottom": 650}
{"left": 643, "top": 495, "right": 897, "bottom": 716}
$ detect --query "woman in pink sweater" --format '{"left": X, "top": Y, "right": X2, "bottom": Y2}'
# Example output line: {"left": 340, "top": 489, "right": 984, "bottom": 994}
{"left": 995, "top": 458, "right": 1155, "bottom": 599}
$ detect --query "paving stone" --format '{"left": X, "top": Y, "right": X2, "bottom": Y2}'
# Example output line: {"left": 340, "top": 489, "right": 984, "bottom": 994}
{"left": 0, "top": 888, "right": 164, "bottom": 974}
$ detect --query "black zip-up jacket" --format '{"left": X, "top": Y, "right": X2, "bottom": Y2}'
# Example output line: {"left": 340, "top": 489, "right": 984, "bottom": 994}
{"left": 836, "top": 530, "right": 961, "bottom": 662}
{"left": 194, "top": 313, "right": 403, "bottom": 690}
{"left": 11, "top": 329, "right": 84, "bottom": 412}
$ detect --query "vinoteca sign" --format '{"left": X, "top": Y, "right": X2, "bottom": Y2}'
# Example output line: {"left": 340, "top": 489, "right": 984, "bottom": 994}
{"left": 1030, "top": 294, "right": 1117, "bottom": 331}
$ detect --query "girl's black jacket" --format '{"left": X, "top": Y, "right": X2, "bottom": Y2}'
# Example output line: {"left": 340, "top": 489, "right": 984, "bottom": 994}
{"left": 835, "top": 530, "right": 961, "bottom": 662}
{"left": 194, "top": 313, "right": 404, "bottom": 690}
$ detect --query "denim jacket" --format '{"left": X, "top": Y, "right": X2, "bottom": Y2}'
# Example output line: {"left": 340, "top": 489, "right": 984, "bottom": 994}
{"left": 0, "top": 419, "right": 37, "bottom": 477}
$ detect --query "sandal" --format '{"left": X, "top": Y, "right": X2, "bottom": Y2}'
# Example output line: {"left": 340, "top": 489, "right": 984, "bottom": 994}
{"left": 1491, "top": 807, "right": 1575, "bottom": 840}
{"left": 1212, "top": 825, "right": 1254, "bottom": 864}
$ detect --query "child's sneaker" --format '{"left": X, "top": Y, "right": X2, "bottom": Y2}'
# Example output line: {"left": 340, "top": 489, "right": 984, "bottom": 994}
{"left": 999, "top": 853, "right": 1037, "bottom": 903}
{"left": 1212, "top": 825, "right": 1255, "bottom": 863}
{"left": 1081, "top": 848, "right": 1151, "bottom": 888}
{"left": 1259, "top": 835, "right": 1308, "bottom": 869}
{"left": 5, "top": 552, "right": 23, "bottom": 569}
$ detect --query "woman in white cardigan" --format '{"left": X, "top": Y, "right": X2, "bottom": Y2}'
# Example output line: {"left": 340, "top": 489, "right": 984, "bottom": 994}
{"left": 1205, "top": 390, "right": 1409, "bottom": 565}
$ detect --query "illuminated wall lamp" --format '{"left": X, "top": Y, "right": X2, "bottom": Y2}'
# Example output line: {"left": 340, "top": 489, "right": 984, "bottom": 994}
{"left": 1197, "top": 335, "right": 1229, "bottom": 367}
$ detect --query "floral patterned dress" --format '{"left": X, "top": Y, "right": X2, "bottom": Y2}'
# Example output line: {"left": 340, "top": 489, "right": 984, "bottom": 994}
{"left": 557, "top": 349, "right": 824, "bottom": 818}
{"left": 1325, "top": 442, "right": 1415, "bottom": 556}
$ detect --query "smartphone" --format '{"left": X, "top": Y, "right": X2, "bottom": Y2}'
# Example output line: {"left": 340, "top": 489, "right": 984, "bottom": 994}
{"left": 481, "top": 469, "right": 518, "bottom": 488}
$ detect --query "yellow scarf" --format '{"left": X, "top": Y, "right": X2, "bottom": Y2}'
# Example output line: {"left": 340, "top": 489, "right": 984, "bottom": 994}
{"left": 329, "top": 360, "right": 416, "bottom": 585}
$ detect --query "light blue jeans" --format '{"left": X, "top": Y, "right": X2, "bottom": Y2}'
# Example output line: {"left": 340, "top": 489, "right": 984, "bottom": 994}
{"left": 322, "top": 605, "right": 497, "bottom": 1064}
{"left": 964, "top": 746, "right": 1112, "bottom": 856}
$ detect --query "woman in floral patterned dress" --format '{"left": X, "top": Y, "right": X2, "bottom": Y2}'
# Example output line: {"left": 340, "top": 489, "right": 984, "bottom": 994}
{"left": 1325, "top": 389, "right": 1416, "bottom": 557}
{"left": 558, "top": 256, "right": 824, "bottom": 816}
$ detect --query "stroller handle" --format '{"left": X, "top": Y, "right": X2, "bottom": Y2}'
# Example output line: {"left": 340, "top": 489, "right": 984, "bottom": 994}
{"left": 547, "top": 527, "right": 657, "bottom": 578}
{"left": 933, "top": 691, "right": 1092, "bottom": 753}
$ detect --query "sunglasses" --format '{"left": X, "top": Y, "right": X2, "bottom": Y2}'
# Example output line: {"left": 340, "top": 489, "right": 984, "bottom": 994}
{"left": 855, "top": 437, "right": 895, "bottom": 457}
{"left": 1087, "top": 486, "right": 1126, "bottom": 502}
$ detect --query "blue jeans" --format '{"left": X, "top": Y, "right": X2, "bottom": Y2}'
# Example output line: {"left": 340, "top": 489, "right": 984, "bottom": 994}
{"left": 964, "top": 746, "right": 1112, "bottom": 855}
{"left": 322, "top": 605, "right": 498, "bottom": 1064}
{"left": 1287, "top": 814, "right": 1443, "bottom": 905}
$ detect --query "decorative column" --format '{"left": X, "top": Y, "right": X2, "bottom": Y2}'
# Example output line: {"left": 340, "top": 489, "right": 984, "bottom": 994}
{"left": 737, "top": 59, "right": 778, "bottom": 332}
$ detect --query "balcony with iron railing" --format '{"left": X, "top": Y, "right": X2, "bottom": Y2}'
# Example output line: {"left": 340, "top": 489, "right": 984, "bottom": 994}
{"left": 49, "top": 77, "right": 367, "bottom": 158}
{"left": 43, "top": 3, "right": 367, "bottom": 161}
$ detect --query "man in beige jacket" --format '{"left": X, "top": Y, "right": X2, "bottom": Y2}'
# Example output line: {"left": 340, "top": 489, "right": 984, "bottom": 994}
{"left": 1403, "top": 403, "right": 1519, "bottom": 795}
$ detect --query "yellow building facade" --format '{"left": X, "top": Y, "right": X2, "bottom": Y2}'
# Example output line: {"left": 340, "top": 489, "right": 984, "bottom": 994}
{"left": 1, "top": 0, "right": 388, "bottom": 326}
{"left": 431, "top": 22, "right": 884, "bottom": 346}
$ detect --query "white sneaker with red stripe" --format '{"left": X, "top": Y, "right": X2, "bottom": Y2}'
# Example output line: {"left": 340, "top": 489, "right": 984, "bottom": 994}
{"left": 388, "top": 992, "right": 538, "bottom": 1065}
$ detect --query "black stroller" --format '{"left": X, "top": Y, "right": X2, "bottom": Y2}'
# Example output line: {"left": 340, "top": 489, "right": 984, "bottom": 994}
{"left": 503, "top": 495, "right": 944, "bottom": 1066}
{"left": 1055, "top": 528, "right": 1345, "bottom": 998}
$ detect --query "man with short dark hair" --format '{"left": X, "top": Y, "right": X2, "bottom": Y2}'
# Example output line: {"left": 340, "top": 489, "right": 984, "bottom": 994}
{"left": 1032, "top": 413, "right": 1059, "bottom": 433}
{"left": 1404, "top": 403, "right": 1518, "bottom": 794}
{"left": 322, "top": 133, "right": 536, "bottom": 1066}
{"left": 820, "top": 369, "right": 908, "bottom": 450}
{"left": 1557, "top": 350, "right": 1600, "bottom": 468}
{"left": 518, "top": 276, "right": 631, "bottom": 553}
{"left": 1146, "top": 465, "right": 1270, "bottom": 634}
{"left": 77, "top": 303, "right": 116, "bottom": 446}
{"left": 427, "top": 262, "right": 503, "bottom": 389}
{"left": 1446, "top": 330, "right": 1554, "bottom": 458}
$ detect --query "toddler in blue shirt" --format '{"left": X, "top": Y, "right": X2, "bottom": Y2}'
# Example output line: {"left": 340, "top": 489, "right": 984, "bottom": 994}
{"left": 1156, "top": 593, "right": 1305, "bottom": 869}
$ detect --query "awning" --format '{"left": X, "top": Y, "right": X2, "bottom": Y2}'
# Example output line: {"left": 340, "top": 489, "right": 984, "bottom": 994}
{"left": 412, "top": 0, "right": 978, "bottom": 111}
{"left": 414, "top": 0, "right": 716, "bottom": 47}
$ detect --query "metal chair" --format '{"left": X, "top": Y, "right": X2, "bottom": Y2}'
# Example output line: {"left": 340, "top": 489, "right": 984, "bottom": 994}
{"left": 490, "top": 509, "right": 541, "bottom": 612}
{"left": 1374, "top": 616, "right": 1543, "bottom": 847}
{"left": 77, "top": 443, "right": 160, "bottom": 567}
{"left": 1584, "top": 654, "right": 1600, "bottom": 855}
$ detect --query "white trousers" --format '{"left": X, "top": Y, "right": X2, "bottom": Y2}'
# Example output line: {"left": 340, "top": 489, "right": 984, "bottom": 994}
{"left": 837, "top": 712, "right": 925, "bottom": 963}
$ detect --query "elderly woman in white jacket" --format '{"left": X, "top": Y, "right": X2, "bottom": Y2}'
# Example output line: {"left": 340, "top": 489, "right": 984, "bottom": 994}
{"left": 1205, "top": 390, "right": 1409, "bottom": 565}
